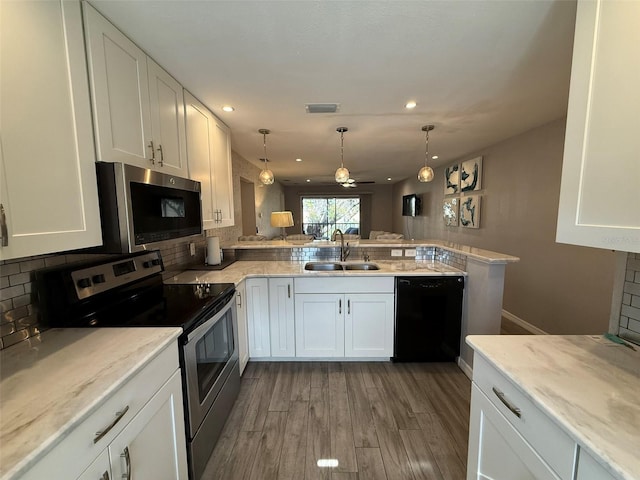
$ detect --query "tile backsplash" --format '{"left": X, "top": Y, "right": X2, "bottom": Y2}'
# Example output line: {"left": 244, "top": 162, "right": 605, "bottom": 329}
{"left": 618, "top": 252, "right": 640, "bottom": 341}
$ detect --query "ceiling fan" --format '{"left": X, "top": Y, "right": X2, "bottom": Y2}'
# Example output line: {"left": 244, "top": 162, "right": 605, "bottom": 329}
{"left": 341, "top": 178, "right": 375, "bottom": 188}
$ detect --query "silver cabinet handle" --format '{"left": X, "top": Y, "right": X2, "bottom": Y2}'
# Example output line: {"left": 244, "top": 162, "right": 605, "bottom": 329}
{"left": 101, "top": 471, "right": 110, "bottom": 480}
{"left": 157, "top": 144, "right": 164, "bottom": 166}
{"left": 347, "top": 298, "right": 350, "bottom": 314}
{"left": 147, "top": 140, "right": 156, "bottom": 164}
{"left": 94, "top": 405, "right": 129, "bottom": 444}
{"left": 121, "top": 446, "right": 131, "bottom": 480}
{"left": 492, "top": 387, "right": 521, "bottom": 418}
{"left": 0, "top": 204, "right": 7, "bottom": 247}
{"left": 287, "top": 284, "right": 291, "bottom": 298}
{"left": 236, "top": 291, "right": 242, "bottom": 307}
{"left": 339, "top": 298, "right": 342, "bottom": 314}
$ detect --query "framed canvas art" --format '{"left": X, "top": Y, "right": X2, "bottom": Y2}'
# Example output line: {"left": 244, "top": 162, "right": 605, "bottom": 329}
{"left": 444, "top": 164, "right": 460, "bottom": 195}
{"left": 461, "top": 156, "right": 482, "bottom": 192}
{"left": 443, "top": 198, "right": 459, "bottom": 226}
{"left": 460, "top": 195, "right": 481, "bottom": 228}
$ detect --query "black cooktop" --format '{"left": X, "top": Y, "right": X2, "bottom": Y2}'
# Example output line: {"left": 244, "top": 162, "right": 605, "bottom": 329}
{"left": 35, "top": 250, "right": 235, "bottom": 334}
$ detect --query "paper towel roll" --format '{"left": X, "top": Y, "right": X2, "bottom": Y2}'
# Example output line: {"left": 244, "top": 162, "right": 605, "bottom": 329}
{"left": 206, "top": 237, "right": 221, "bottom": 265}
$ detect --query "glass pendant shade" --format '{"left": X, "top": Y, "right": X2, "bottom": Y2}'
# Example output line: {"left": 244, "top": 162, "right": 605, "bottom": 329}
{"left": 417, "top": 124, "right": 435, "bottom": 183}
{"left": 258, "top": 128, "right": 274, "bottom": 185}
{"left": 335, "top": 166, "right": 350, "bottom": 183}
{"left": 259, "top": 168, "right": 274, "bottom": 185}
{"left": 418, "top": 165, "right": 434, "bottom": 182}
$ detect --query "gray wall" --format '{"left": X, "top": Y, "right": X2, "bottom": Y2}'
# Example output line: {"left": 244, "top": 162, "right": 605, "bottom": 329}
{"left": 392, "top": 118, "right": 617, "bottom": 334}
{"left": 283, "top": 184, "right": 394, "bottom": 238}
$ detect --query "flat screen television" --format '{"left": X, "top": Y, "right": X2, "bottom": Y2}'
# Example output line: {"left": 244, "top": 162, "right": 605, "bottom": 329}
{"left": 402, "top": 194, "right": 421, "bottom": 216}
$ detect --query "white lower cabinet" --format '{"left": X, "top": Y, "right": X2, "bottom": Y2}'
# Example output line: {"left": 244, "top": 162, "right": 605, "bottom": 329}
{"left": 294, "top": 277, "right": 395, "bottom": 359}
{"left": 467, "top": 384, "right": 561, "bottom": 480}
{"left": 268, "top": 278, "right": 296, "bottom": 357}
{"left": 246, "top": 278, "right": 271, "bottom": 357}
{"left": 575, "top": 448, "right": 617, "bottom": 480}
{"left": 235, "top": 280, "right": 249, "bottom": 374}
{"left": 106, "top": 370, "right": 187, "bottom": 480}
{"left": 295, "top": 293, "right": 344, "bottom": 357}
{"left": 22, "top": 342, "right": 187, "bottom": 480}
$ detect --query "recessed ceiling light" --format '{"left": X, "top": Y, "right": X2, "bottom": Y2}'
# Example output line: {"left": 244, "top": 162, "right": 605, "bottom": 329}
{"left": 222, "top": 105, "right": 234, "bottom": 112}
{"left": 296, "top": 158, "right": 302, "bottom": 162}
{"left": 306, "top": 179, "right": 311, "bottom": 182}
{"left": 405, "top": 101, "right": 417, "bottom": 109}
{"left": 387, "top": 177, "right": 392, "bottom": 181}
{"left": 432, "top": 155, "right": 439, "bottom": 160}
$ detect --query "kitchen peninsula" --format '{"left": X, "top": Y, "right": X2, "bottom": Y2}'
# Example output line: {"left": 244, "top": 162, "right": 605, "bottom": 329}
{"left": 168, "top": 239, "right": 519, "bottom": 372}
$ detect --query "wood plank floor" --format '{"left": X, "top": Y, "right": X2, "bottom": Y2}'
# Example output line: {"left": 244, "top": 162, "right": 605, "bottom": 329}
{"left": 201, "top": 361, "right": 471, "bottom": 480}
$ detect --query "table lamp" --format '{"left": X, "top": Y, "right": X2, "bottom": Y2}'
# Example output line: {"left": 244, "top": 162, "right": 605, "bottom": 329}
{"left": 271, "top": 211, "right": 294, "bottom": 242}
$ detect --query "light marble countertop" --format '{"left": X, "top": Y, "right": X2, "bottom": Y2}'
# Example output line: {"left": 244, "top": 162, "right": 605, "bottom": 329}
{"left": 165, "top": 259, "right": 465, "bottom": 285}
{"left": 0, "top": 327, "right": 182, "bottom": 480}
{"left": 466, "top": 335, "right": 640, "bottom": 480}
{"left": 229, "top": 239, "right": 520, "bottom": 264}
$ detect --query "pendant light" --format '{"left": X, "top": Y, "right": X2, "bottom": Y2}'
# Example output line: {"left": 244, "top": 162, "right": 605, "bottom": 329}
{"left": 258, "top": 129, "right": 274, "bottom": 185}
{"left": 417, "top": 124, "right": 435, "bottom": 183}
{"left": 335, "top": 127, "right": 350, "bottom": 183}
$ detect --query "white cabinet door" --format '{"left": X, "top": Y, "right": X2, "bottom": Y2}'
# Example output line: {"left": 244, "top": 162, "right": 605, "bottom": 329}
{"left": 147, "top": 59, "right": 188, "bottom": 177}
{"left": 211, "top": 119, "right": 234, "bottom": 227}
{"left": 76, "top": 449, "right": 110, "bottom": 480}
{"left": 345, "top": 294, "right": 394, "bottom": 357}
{"left": 268, "top": 278, "right": 295, "bottom": 357}
{"left": 108, "top": 370, "right": 188, "bottom": 480}
{"left": 467, "top": 384, "right": 561, "bottom": 480}
{"left": 246, "top": 278, "right": 271, "bottom": 357}
{"left": 83, "top": 2, "right": 152, "bottom": 168}
{"left": 556, "top": 0, "right": 640, "bottom": 253}
{"left": 295, "top": 294, "right": 344, "bottom": 357}
{"left": 235, "top": 281, "right": 249, "bottom": 375}
{"left": 184, "top": 91, "right": 234, "bottom": 229}
{"left": 575, "top": 448, "right": 616, "bottom": 480}
{"left": 0, "top": 0, "right": 102, "bottom": 260}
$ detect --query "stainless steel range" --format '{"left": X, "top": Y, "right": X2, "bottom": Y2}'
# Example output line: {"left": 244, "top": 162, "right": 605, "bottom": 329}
{"left": 35, "top": 250, "right": 239, "bottom": 480}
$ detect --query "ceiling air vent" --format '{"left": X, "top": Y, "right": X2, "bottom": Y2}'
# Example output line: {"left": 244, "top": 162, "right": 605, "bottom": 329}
{"left": 305, "top": 103, "right": 339, "bottom": 114}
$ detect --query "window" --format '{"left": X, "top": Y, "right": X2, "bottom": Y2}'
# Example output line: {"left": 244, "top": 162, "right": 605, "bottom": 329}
{"left": 301, "top": 196, "right": 360, "bottom": 239}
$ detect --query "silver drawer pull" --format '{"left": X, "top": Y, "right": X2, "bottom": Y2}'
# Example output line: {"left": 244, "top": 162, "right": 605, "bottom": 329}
{"left": 94, "top": 405, "right": 130, "bottom": 444}
{"left": 492, "top": 387, "right": 521, "bottom": 418}
{"left": 121, "top": 446, "right": 131, "bottom": 480}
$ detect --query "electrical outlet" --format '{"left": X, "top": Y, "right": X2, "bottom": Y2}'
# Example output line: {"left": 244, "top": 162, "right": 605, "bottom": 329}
{"left": 391, "top": 249, "right": 403, "bottom": 257}
{"left": 189, "top": 242, "right": 196, "bottom": 256}
{"left": 404, "top": 249, "right": 417, "bottom": 257}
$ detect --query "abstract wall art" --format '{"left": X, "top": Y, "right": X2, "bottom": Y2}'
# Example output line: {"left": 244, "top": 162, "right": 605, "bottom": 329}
{"left": 443, "top": 197, "right": 459, "bottom": 226}
{"left": 461, "top": 156, "right": 482, "bottom": 192}
{"left": 444, "top": 164, "right": 460, "bottom": 195}
{"left": 460, "top": 195, "right": 481, "bottom": 228}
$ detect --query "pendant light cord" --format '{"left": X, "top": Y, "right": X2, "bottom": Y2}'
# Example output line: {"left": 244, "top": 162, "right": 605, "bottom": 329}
{"left": 424, "top": 128, "right": 429, "bottom": 167}
{"left": 340, "top": 129, "right": 345, "bottom": 168}
{"left": 263, "top": 131, "right": 268, "bottom": 167}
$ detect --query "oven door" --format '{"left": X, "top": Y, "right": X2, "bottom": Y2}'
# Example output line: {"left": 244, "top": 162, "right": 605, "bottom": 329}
{"left": 183, "top": 294, "right": 238, "bottom": 436}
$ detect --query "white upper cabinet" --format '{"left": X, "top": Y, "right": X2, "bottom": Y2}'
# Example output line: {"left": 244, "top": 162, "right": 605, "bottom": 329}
{"left": 556, "top": 0, "right": 640, "bottom": 253}
{"left": 0, "top": 0, "right": 102, "bottom": 260}
{"left": 83, "top": 3, "right": 188, "bottom": 177}
{"left": 184, "top": 91, "right": 235, "bottom": 229}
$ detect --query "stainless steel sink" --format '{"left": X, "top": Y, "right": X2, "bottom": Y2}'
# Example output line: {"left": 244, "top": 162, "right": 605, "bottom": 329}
{"left": 304, "top": 262, "right": 344, "bottom": 271}
{"left": 343, "top": 262, "right": 380, "bottom": 270}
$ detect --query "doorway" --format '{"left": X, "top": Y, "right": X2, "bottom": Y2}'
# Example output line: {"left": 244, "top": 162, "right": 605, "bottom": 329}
{"left": 240, "top": 178, "right": 257, "bottom": 235}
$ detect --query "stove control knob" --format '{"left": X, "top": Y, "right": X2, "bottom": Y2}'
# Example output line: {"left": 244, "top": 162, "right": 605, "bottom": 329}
{"left": 92, "top": 274, "right": 106, "bottom": 284}
{"left": 77, "top": 277, "right": 92, "bottom": 289}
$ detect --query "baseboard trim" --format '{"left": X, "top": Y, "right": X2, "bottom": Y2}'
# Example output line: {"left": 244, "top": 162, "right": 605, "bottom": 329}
{"left": 457, "top": 357, "right": 473, "bottom": 380}
{"left": 502, "top": 309, "right": 548, "bottom": 335}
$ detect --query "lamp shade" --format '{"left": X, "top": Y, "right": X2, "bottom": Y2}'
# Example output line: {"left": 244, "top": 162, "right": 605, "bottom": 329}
{"left": 271, "top": 211, "right": 294, "bottom": 228}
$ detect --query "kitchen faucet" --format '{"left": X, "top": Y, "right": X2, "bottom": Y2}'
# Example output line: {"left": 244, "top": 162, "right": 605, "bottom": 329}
{"left": 332, "top": 229, "right": 350, "bottom": 261}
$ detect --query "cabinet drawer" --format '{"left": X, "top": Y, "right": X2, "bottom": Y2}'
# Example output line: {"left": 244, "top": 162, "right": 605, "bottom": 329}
{"left": 21, "top": 342, "right": 180, "bottom": 480}
{"left": 473, "top": 356, "right": 576, "bottom": 480}
{"left": 295, "top": 276, "right": 394, "bottom": 294}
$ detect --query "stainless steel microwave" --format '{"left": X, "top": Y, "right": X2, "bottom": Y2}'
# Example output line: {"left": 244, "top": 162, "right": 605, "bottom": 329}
{"left": 96, "top": 162, "right": 202, "bottom": 253}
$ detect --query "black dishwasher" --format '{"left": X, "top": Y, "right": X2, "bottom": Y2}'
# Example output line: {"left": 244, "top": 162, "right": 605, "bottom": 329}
{"left": 394, "top": 276, "right": 464, "bottom": 362}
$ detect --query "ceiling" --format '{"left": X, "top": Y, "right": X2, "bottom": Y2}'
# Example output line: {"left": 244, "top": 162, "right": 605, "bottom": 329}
{"left": 90, "top": 0, "right": 577, "bottom": 186}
